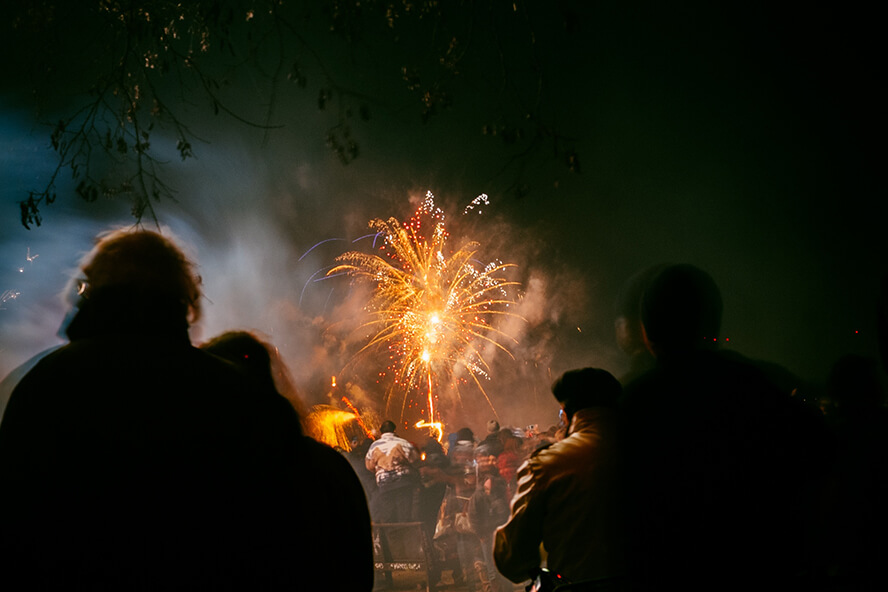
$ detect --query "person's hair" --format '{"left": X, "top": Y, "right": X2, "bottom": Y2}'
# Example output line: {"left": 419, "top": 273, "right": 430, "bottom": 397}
{"left": 456, "top": 427, "right": 474, "bottom": 442}
{"left": 615, "top": 264, "right": 668, "bottom": 355}
{"left": 379, "top": 420, "right": 396, "bottom": 434}
{"left": 201, "top": 331, "right": 276, "bottom": 392}
{"left": 77, "top": 228, "right": 202, "bottom": 324}
{"left": 616, "top": 264, "right": 668, "bottom": 323}
{"left": 640, "top": 264, "right": 722, "bottom": 353}
{"left": 551, "top": 367, "right": 622, "bottom": 417}
{"left": 200, "top": 330, "right": 306, "bottom": 432}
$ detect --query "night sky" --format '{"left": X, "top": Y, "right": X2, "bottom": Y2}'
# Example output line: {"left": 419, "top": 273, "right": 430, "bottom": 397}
{"left": 1, "top": 2, "right": 884, "bottom": 431}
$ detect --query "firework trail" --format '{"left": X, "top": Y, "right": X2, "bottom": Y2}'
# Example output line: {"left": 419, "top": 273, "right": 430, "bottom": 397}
{"left": 329, "top": 191, "right": 523, "bottom": 434}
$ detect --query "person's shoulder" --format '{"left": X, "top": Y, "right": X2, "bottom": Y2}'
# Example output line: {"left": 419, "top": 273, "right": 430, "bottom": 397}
{"left": 6, "top": 342, "right": 84, "bottom": 395}
{"left": 525, "top": 438, "right": 564, "bottom": 470}
{"left": 513, "top": 444, "right": 558, "bottom": 488}
{"left": 619, "top": 364, "right": 665, "bottom": 406}
{"left": 187, "top": 346, "right": 256, "bottom": 391}
{"left": 303, "top": 436, "right": 350, "bottom": 463}
{"left": 304, "top": 437, "right": 369, "bottom": 486}
{"left": 529, "top": 441, "right": 554, "bottom": 459}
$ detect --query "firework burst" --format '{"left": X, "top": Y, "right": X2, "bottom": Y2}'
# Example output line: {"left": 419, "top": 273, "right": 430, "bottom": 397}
{"left": 329, "top": 192, "right": 522, "bottom": 434}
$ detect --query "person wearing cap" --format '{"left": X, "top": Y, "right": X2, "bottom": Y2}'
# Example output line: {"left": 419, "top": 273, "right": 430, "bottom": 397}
{"left": 493, "top": 367, "right": 625, "bottom": 586}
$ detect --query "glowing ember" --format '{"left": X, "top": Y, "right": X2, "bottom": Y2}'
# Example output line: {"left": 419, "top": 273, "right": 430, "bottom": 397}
{"left": 329, "top": 191, "right": 522, "bottom": 433}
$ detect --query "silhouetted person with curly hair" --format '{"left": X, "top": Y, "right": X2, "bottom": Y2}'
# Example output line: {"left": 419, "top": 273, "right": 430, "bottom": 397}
{"left": 0, "top": 228, "right": 371, "bottom": 590}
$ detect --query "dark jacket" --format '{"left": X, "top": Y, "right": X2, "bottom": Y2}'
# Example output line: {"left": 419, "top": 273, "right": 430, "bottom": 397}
{"left": 619, "top": 348, "right": 829, "bottom": 590}
{"left": 0, "top": 292, "right": 373, "bottom": 590}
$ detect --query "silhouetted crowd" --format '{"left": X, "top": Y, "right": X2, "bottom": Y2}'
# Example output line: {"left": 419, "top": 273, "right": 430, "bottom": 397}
{"left": 1, "top": 228, "right": 886, "bottom": 592}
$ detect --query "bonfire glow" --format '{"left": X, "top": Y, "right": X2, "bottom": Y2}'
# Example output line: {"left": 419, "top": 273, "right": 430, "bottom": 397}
{"left": 304, "top": 405, "right": 361, "bottom": 450}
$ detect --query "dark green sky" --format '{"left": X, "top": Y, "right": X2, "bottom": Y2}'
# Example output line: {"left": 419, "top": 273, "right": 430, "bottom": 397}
{"left": 2, "top": 2, "right": 885, "bottom": 425}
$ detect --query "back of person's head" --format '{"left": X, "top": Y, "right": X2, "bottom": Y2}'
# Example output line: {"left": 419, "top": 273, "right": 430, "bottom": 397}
{"left": 641, "top": 264, "right": 722, "bottom": 355}
{"left": 78, "top": 227, "right": 202, "bottom": 323}
{"left": 423, "top": 436, "right": 445, "bottom": 456}
{"left": 615, "top": 264, "right": 668, "bottom": 355}
{"left": 379, "top": 420, "right": 396, "bottom": 434}
{"left": 200, "top": 330, "right": 306, "bottom": 433}
{"left": 201, "top": 331, "right": 275, "bottom": 391}
{"left": 486, "top": 419, "right": 500, "bottom": 434}
{"left": 552, "top": 367, "right": 622, "bottom": 418}
{"left": 456, "top": 427, "right": 474, "bottom": 442}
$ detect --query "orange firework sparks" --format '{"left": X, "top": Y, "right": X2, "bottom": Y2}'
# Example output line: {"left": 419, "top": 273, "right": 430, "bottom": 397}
{"left": 341, "top": 396, "right": 373, "bottom": 439}
{"left": 415, "top": 420, "right": 444, "bottom": 442}
{"left": 329, "top": 191, "right": 522, "bottom": 432}
{"left": 304, "top": 405, "right": 361, "bottom": 450}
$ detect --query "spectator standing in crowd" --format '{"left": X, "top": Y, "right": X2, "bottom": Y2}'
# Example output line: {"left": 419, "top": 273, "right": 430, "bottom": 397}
{"left": 496, "top": 429, "right": 523, "bottom": 498}
{"left": 613, "top": 265, "right": 665, "bottom": 385}
{"left": 620, "top": 263, "right": 829, "bottom": 591}
{"left": 200, "top": 330, "right": 373, "bottom": 591}
{"left": 450, "top": 426, "right": 476, "bottom": 466}
{"left": 418, "top": 450, "right": 455, "bottom": 589}
{"left": 494, "top": 367, "right": 625, "bottom": 587}
{"left": 479, "top": 419, "right": 504, "bottom": 456}
{"left": 365, "top": 419, "right": 420, "bottom": 522}
{"left": 469, "top": 450, "right": 511, "bottom": 592}
{"left": 0, "top": 228, "right": 375, "bottom": 590}
{"left": 348, "top": 436, "right": 379, "bottom": 508}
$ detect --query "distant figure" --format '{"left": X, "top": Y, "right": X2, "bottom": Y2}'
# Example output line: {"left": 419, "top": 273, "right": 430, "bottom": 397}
{"left": 450, "top": 426, "right": 476, "bottom": 466}
{"left": 613, "top": 264, "right": 665, "bottom": 385}
{"left": 349, "top": 436, "right": 380, "bottom": 505}
{"left": 0, "top": 228, "right": 368, "bottom": 589}
{"left": 495, "top": 429, "right": 523, "bottom": 497}
{"left": 421, "top": 434, "right": 446, "bottom": 458}
{"left": 620, "top": 264, "right": 828, "bottom": 591}
{"left": 469, "top": 447, "right": 511, "bottom": 592}
{"left": 479, "top": 419, "right": 504, "bottom": 456}
{"left": 417, "top": 451, "right": 453, "bottom": 588}
{"left": 365, "top": 419, "right": 420, "bottom": 522}
{"left": 494, "top": 367, "right": 625, "bottom": 586}
{"left": 201, "top": 330, "right": 374, "bottom": 590}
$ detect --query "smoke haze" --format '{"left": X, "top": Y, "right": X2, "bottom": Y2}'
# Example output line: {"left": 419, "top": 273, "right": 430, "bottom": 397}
{"left": 2, "top": 2, "right": 885, "bottom": 436}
